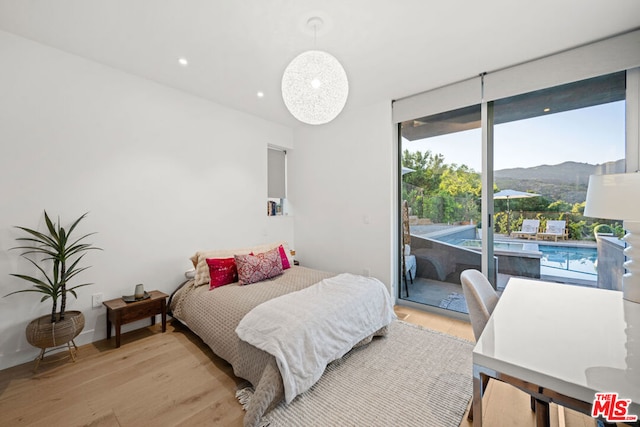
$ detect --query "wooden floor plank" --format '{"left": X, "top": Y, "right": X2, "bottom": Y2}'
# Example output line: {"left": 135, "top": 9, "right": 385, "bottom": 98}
{"left": 0, "top": 307, "right": 599, "bottom": 426}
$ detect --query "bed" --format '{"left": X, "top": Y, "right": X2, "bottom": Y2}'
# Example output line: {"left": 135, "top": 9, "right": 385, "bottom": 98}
{"left": 169, "top": 242, "right": 394, "bottom": 427}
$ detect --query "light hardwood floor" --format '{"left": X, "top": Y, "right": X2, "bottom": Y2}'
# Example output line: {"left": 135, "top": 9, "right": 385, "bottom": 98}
{"left": 0, "top": 307, "right": 597, "bottom": 427}
{"left": 394, "top": 306, "right": 598, "bottom": 427}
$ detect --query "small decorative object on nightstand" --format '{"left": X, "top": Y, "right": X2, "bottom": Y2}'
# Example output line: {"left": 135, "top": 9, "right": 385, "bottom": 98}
{"left": 103, "top": 290, "right": 168, "bottom": 348}
{"left": 134, "top": 283, "right": 145, "bottom": 299}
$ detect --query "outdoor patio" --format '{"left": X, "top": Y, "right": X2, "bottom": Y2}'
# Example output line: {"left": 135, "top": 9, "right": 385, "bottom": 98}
{"left": 399, "top": 224, "right": 616, "bottom": 315}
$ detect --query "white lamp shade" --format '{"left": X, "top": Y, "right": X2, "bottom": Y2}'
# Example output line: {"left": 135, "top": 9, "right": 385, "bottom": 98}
{"left": 281, "top": 50, "right": 349, "bottom": 125}
{"left": 585, "top": 172, "right": 640, "bottom": 303}
{"left": 584, "top": 172, "right": 640, "bottom": 221}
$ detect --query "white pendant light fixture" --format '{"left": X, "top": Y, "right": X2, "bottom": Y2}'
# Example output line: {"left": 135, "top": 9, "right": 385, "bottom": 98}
{"left": 281, "top": 17, "right": 349, "bottom": 125}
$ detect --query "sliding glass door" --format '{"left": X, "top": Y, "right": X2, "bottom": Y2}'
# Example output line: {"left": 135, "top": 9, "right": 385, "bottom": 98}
{"left": 399, "top": 105, "right": 482, "bottom": 313}
{"left": 397, "top": 71, "right": 628, "bottom": 313}
{"left": 491, "top": 72, "right": 626, "bottom": 290}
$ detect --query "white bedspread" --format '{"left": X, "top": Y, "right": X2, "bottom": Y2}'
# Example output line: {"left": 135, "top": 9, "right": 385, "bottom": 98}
{"left": 235, "top": 273, "right": 396, "bottom": 403}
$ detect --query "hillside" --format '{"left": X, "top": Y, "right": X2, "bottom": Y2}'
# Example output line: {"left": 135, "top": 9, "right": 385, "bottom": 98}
{"left": 494, "top": 159, "right": 624, "bottom": 204}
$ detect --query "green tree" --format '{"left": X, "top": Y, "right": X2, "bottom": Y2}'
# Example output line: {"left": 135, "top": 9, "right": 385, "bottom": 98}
{"left": 437, "top": 167, "right": 481, "bottom": 223}
{"left": 494, "top": 193, "right": 549, "bottom": 213}
{"left": 548, "top": 200, "right": 572, "bottom": 212}
{"left": 438, "top": 166, "right": 481, "bottom": 198}
{"left": 571, "top": 201, "right": 585, "bottom": 215}
{"left": 402, "top": 149, "right": 447, "bottom": 193}
{"left": 402, "top": 149, "right": 483, "bottom": 224}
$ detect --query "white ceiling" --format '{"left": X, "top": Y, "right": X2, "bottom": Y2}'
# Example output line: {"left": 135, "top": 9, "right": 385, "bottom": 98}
{"left": 1, "top": 0, "right": 639, "bottom": 127}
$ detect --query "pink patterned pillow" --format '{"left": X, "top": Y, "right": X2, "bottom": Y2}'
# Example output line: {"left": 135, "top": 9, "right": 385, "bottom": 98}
{"left": 206, "top": 257, "right": 238, "bottom": 289}
{"left": 235, "top": 247, "right": 283, "bottom": 285}
{"left": 278, "top": 245, "right": 291, "bottom": 270}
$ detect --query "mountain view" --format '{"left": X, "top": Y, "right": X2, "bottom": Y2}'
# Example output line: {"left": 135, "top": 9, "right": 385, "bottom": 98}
{"left": 494, "top": 159, "right": 624, "bottom": 204}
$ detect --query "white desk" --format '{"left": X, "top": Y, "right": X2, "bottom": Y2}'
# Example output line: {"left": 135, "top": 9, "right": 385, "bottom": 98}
{"left": 472, "top": 278, "right": 640, "bottom": 426}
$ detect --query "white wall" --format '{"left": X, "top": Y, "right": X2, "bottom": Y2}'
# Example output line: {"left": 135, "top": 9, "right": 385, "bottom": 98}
{"left": 289, "top": 101, "right": 396, "bottom": 294}
{"left": 0, "top": 30, "right": 294, "bottom": 369}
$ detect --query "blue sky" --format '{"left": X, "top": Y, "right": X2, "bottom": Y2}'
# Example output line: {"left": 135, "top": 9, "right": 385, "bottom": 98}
{"left": 403, "top": 100, "right": 625, "bottom": 172}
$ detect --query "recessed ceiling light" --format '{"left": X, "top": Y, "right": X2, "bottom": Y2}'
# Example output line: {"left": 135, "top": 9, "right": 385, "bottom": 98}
{"left": 543, "top": 107, "right": 551, "bottom": 112}
{"left": 178, "top": 57, "right": 188, "bottom": 66}
{"left": 257, "top": 91, "right": 265, "bottom": 98}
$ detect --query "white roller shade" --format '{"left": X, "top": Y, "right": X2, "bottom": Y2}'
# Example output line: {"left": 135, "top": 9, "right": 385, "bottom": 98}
{"left": 393, "top": 29, "right": 640, "bottom": 124}
{"left": 392, "top": 76, "right": 481, "bottom": 124}
{"left": 268, "top": 148, "right": 286, "bottom": 199}
{"left": 484, "top": 29, "right": 640, "bottom": 102}
{"left": 628, "top": 68, "right": 640, "bottom": 172}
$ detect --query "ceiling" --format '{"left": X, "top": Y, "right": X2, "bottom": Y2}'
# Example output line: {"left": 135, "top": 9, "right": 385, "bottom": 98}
{"left": 0, "top": 1, "right": 639, "bottom": 128}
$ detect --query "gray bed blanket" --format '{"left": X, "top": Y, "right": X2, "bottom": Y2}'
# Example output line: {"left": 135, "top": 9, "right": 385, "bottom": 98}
{"left": 170, "top": 266, "right": 390, "bottom": 426}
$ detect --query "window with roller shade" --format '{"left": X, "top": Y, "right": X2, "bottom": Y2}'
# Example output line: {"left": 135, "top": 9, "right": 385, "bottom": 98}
{"left": 393, "top": 29, "right": 640, "bottom": 312}
{"left": 267, "top": 147, "right": 286, "bottom": 216}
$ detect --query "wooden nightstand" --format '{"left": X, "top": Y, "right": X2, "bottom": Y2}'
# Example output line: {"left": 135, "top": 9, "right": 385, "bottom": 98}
{"left": 103, "top": 290, "right": 168, "bottom": 348}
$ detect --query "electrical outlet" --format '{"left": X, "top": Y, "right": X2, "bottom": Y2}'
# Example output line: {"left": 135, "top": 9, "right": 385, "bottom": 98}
{"left": 92, "top": 293, "right": 103, "bottom": 308}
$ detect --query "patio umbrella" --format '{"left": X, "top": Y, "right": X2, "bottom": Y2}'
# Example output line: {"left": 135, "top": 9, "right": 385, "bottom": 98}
{"left": 402, "top": 166, "right": 415, "bottom": 175}
{"left": 493, "top": 189, "right": 540, "bottom": 235}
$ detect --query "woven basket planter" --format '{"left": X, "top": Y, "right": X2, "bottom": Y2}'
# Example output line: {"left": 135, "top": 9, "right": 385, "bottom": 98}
{"left": 26, "top": 311, "right": 85, "bottom": 349}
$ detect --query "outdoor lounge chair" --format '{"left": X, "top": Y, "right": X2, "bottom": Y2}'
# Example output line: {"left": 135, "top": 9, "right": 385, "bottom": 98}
{"left": 536, "top": 220, "right": 567, "bottom": 241}
{"left": 511, "top": 219, "right": 540, "bottom": 240}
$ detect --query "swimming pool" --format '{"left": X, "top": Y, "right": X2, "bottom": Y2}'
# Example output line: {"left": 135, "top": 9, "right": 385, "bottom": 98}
{"left": 460, "top": 239, "right": 528, "bottom": 251}
{"left": 538, "top": 244, "right": 597, "bottom": 276}
{"left": 458, "top": 239, "right": 597, "bottom": 276}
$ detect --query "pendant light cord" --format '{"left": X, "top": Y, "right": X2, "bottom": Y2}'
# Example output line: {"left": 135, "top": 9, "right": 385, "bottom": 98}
{"left": 307, "top": 16, "right": 323, "bottom": 50}
{"left": 314, "top": 22, "right": 318, "bottom": 49}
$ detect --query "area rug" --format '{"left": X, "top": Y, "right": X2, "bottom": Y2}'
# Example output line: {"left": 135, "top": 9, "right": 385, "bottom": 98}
{"left": 439, "top": 292, "right": 469, "bottom": 314}
{"left": 237, "top": 320, "right": 473, "bottom": 427}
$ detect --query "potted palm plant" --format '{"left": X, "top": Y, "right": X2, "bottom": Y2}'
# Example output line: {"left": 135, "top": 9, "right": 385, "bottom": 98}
{"left": 4, "top": 211, "right": 100, "bottom": 364}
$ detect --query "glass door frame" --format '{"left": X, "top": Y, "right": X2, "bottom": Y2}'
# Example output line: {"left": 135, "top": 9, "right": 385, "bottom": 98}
{"left": 396, "top": 67, "right": 640, "bottom": 301}
{"left": 480, "top": 89, "right": 496, "bottom": 286}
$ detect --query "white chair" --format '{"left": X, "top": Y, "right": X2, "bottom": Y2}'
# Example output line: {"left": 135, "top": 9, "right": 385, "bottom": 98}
{"left": 537, "top": 220, "right": 567, "bottom": 241}
{"left": 460, "top": 269, "right": 499, "bottom": 421}
{"left": 460, "top": 269, "right": 499, "bottom": 341}
{"left": 460, "top": 269, "right": 540, "bottom": 421}
{"left": 511, "top": 219, "right": 540, "bottom": 240}
{"left": 403, "top": 244, "right": 416, "bottom": 297}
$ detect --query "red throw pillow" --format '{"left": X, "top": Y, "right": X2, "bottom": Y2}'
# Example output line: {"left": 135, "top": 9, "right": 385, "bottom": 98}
{"left": 235, "top": 247, "right": 283, "bottom": 285}
{"left": 206, "top": 257, "right": 238, "bottom": 289}
{"left": 278, "top": 245, "right": 291, "bottom": 270}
